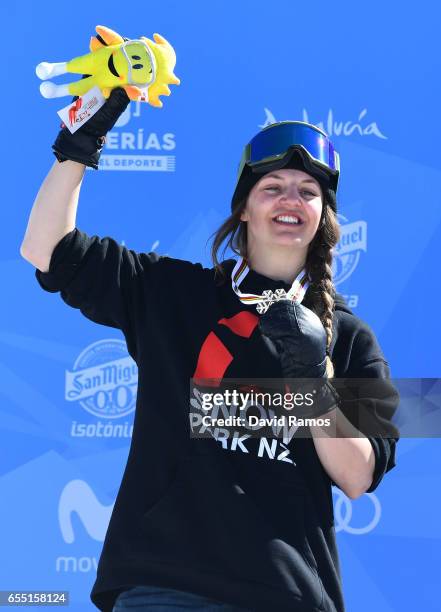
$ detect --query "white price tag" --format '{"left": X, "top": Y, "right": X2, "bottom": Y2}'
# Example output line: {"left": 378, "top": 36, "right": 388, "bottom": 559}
{"left": 57, "top": 86, "right": 106, "bottom": 133}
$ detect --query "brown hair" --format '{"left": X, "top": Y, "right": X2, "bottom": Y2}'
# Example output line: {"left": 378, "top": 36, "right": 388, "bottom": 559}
{"left": 209, "top": 190, "right": 341, "bottom": 377}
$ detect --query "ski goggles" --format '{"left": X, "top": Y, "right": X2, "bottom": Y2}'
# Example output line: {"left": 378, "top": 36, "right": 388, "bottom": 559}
{"left": 232, "top": 121, "right": 340, "bottom": 210}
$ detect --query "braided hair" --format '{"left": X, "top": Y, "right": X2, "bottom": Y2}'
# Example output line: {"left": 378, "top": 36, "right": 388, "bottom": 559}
{"left": 302, "top": 188, "right": 340, "bottom": 377}
{"left": 209, "top": 187, "right": 340, "bottom": 376}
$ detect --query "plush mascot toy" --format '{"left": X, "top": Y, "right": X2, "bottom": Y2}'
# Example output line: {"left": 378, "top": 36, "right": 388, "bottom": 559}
{"left": 36, "top": 25, "right": 180, "bottom": 107}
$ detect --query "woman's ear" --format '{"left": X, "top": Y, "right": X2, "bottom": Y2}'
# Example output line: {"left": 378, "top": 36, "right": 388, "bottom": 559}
{"left": 240, "top": 208, "right": 249, "bottom": 222}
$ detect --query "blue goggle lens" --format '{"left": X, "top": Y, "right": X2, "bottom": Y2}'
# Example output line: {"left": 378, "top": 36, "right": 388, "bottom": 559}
{"left": 247, "top": 122, "right": 339, "bottom": 173}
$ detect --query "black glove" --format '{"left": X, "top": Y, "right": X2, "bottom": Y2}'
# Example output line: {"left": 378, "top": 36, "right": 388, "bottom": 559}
{"left": 52, "top": 87, "right": 130, "bottom": 169}
{"left": 258, "top": 299, "right": 340, "bottom": 418}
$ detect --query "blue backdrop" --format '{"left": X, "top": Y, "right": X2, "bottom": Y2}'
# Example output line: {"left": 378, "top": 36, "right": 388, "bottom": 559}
{"left": 3, "top": 1, "right": 441, "bottom": 610}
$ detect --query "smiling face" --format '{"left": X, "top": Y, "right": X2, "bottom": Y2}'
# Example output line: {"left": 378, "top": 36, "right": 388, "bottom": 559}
{"left": 111, "top": 41, "right": 155, "bottom": 86}
{"left": 240, "top": 168, "right": 323, "bottom": 260}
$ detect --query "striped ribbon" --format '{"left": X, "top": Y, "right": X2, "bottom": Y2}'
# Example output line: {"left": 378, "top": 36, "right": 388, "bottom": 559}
{"left": 231, "top": 256, "right": 310, "bottom": 314}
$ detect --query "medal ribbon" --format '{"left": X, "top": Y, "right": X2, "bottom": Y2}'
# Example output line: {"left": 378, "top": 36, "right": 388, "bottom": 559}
{"left": 231, "top": 256, "right": 310, "bottom": 313}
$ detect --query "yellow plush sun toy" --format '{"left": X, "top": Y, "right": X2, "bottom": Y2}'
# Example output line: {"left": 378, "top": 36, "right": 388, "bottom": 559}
{"left": 36, "top": 25, "right": 180, "bottom": 107}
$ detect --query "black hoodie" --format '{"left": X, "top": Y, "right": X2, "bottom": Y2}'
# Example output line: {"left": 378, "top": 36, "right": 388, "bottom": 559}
{"left": 35, "top": 229, "right": 399, "bottom": 612}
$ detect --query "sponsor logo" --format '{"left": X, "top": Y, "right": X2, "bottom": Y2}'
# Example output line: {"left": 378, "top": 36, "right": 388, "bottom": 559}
{"left": 65, "top": 339, "right": 137, "bottom": 419}
{"left": 333, "top": 213, "right": 367, "bottom": 286}
{"left": 97, "top": 100, "right": 177, "bottom": 171}
{"left": 55, "top": 480, "right": 113, "bottom": 574}
{"left": 330, "top": 213, "right": 367, "bottom": 308}
{"left": 70, "top": 420, "right": 133, "bottom": 438}
{"left": 261, "top": 107, "right": 387, "bottom": 139}
{"left": 65, "top": 339, "right": 137, "bottom": 438}
{"left": 333, "top": 489, "right": 382, "bottom": 534}
{"left": 59, "top": 480, "right": 113, "bottom": 544}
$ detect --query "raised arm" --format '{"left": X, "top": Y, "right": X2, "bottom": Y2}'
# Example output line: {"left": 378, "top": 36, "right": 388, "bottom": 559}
{"left": 20, "top": 87, "right": 204, "bottom": 349}
{"left": 20, "top": 159, "right": 85, "bottom": 271}
{"left": 20, "top": 87, "right": 130, "bottom": 271}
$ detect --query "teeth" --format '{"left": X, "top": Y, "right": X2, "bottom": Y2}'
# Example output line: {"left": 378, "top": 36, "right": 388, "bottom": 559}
{"left": 275, "top": 215, "right": 301, "bottom": 224}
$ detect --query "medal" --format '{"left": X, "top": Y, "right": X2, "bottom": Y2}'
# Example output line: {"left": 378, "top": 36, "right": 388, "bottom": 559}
{"left": 231, "top": 257, "right": 310, "bottom": 313}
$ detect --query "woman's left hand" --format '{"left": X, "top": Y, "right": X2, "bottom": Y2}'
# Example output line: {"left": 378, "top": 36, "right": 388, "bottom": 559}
{"left": 258, "top": 299, "right": 327, "bottom": 378}
{"left": 258, "top": 299, "right": 339, "bottom": 418}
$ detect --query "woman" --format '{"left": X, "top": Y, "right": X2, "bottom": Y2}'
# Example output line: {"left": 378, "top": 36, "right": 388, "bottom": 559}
{"left": 21, "top": 89, "right": 399, "bottom": 612}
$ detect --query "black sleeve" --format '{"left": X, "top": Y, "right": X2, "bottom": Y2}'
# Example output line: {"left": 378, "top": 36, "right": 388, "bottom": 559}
{"left": 35, "top": 228, "right": 161, "bottom": 350}
{"left": 331, "top": 324, "right": 400, "bottom": 494}
{"left": 365, "top": 435, "right": 398, "bottom": 494}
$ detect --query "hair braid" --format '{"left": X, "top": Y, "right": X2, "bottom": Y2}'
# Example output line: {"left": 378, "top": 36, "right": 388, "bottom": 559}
{"left": 304, "top": 189, "right": 340, "bottom": 377}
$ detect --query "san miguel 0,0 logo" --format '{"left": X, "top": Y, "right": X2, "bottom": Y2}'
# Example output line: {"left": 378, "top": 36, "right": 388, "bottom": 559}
{"left": 332, "top": 214, "right": 368, "bottom": 309}
{"left": 65, "top": 339, "right": 137, "bottom": 438}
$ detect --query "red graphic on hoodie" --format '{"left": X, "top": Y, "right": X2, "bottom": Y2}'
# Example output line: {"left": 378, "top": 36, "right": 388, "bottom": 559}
{"left": 193, "top": 311, "right": 259, "bottom": 383}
